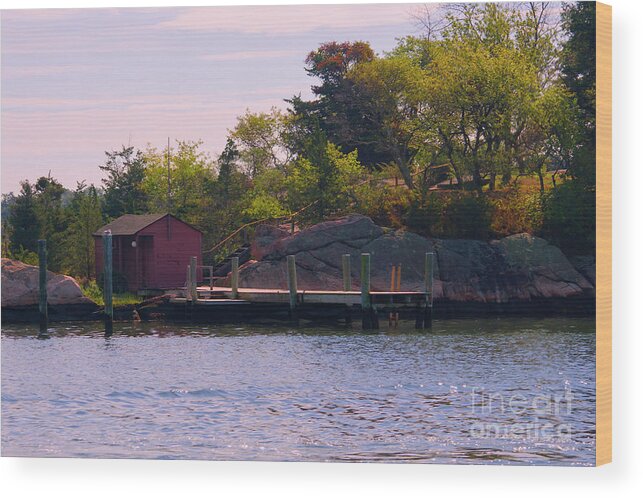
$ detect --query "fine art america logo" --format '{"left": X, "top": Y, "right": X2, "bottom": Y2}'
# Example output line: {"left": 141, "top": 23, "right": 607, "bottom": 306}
{"left": 469, "top": 387, "right": 574, "bottom": 442}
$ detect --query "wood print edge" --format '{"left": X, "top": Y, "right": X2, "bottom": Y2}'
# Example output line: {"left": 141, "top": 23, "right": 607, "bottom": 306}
{"left": 595, "top": 1, "right": 612, "bottom": 467}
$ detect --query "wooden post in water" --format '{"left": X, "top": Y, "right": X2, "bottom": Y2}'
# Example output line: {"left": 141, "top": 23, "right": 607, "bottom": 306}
{"left": 189, "top": 256, "right": 198, "bottom": 302}
{"left": 425, "top": 252, "right": 434, "bottom": 328}
{"left": 38, "top": 239, "right": 48, "bottom": 333}
{"left": 360, "top": 253, "right": 378, "bottom": 329}
{"left": 287, "top": 255, "right": 298, "bottom": 320}
{"left": 416, "top": 252, "right": 434, "bottom": 329}
{"left": 231, "top": 256, "right": 239, "bottom": 299}
{"left": 342, "top": 254, "right": 352, "bottom": 325}
{"left": 388, "top": 264, "right": 395, "bottom": 327}
{"left": 103, "top": 231, "right": 113, "bottom": 332}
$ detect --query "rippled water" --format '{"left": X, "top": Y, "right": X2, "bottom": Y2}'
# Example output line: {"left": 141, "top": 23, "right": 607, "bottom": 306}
{"left": 1, "top": 318, "right": 595, "bottom": 465}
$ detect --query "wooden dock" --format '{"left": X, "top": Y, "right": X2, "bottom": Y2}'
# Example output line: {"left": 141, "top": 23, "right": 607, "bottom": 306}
{"left": 171, "top": 252, "right": 435, "bottom": 330}
{"left": 171, "top": 287, "right": 427, "bottom": 307}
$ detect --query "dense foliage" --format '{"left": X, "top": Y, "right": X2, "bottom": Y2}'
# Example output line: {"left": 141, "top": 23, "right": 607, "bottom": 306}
{"left": 1, "top": 2, "right": 597, "bottom": 280}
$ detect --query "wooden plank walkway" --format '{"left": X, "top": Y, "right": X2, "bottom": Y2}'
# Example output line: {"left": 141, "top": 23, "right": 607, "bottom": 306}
{"left": 177, "top": 252, "right": 435, "bottom": 329}
{"left": 170, "top": 286, "right": 427, "bottom": 307}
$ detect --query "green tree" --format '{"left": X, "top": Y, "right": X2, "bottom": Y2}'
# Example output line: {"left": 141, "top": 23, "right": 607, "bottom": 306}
{"left": 391, "top": 3, "right": 570, "bottom": 193}
{"left": 287, "top": 126, "right": 367, "bottom": 223}
{"left": 560, "top": 1, "right": 596, "bottom": 184}
{"left": 297, "top": 41, "right": 381, "bottom": 167}
{"left": 230, "top": 108, "right": 292, "bottom": 177}
{"left": 199, "top": 139, "right": 252, "bottom": 262}
{"left": 347, "top": 56, "right": 426, "bottom": 188}
{"left": 142, "top": 140, "right": 216, "bottom": 225}
{"left": 61, "top": 182, "right": 103, "bottom": 279}
{"left": 8, "top": 181, "right": 39, "bottom": 255}
{"left": 244, "top": 168, "right": 289, "bottom": 220}
{"left": 7, "top": 176, "right": 68, "bottom": 270}
{"left": 100, "top": 146, "right": 148, "bottom": 218}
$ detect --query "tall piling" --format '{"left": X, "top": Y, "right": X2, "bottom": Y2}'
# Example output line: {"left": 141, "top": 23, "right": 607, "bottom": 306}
{"left": 416, "top": 252, "right": 434, "bottom": 329}
{"left": 342, "top": 254, "right": 352, "bottom": 325}
{"left": 38, "top": 239, "right": 48, "bottom": 334}
{"left": 342, "top": 254, "right": 352, "bottom": 291}
{"left": 231, "top": 256, "right": 239, "bottom": 299}
{"left": 287, "top": 255, "right": 298, "bottom": 321}
{"left": 103, "top": 231, "right": 113, "bottom": 333}
{"left": 360, "top": 253, "right": 378, "bottom": 329}
{"left": 425, "top": 252, "right": 434, "bottom": 328}
{"left": 189, "top": 256, "right": 198, "bottom": 302}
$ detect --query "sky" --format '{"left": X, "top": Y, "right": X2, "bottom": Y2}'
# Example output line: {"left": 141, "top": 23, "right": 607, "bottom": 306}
{"left": 0, "top": 2, "right": 430, "bottom": 194}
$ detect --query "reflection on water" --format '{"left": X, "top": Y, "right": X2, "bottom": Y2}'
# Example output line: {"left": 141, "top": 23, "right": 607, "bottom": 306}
{"left": 1, "top": 318, "right": 595, "bottom": 465}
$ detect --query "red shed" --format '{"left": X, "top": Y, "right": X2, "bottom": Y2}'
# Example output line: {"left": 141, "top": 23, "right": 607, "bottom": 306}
{"left": 93, "top": 213, "right": 202, "bottom": 292}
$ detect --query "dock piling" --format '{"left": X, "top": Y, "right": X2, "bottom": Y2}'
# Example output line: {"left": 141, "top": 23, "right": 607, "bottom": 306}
{"left": 342, "top": 254, "right": 352, "bottom": 325}
{"left": 287, "top": 255, "right": 298, "bottom": 319}
{"left": 103, "top": 231, "right": 113, "bottom": 333}
{"left": 231, "top": 256, "right": 239, "bottom": 299}
{"left": 425, "top": 251, "right": 434, "bottom": 328}
{"left": 189, "top": 256, "right": 198, "bottom": 302}
{"left": 416, "top": 252, "right": 434, "bottom": 329}
{"left": 38, "top": 239, "right": 48, "bottom": 334}
{"left": 342, "top": 254, "right": 352, "bottom": 291}
{"left": 360, "top": 253, "right": 378, "bottom": 329}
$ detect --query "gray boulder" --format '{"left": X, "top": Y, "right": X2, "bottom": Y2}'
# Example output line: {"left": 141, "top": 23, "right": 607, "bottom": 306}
{"left": 1, "top": 258, "right": 95, "bottom": 307}
{"left": 238, "top": 215, "right": 594, "bottom": 306}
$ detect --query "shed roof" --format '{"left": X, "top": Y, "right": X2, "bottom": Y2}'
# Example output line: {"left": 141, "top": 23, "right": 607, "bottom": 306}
{"left": 93, "top": 213, "right": 170, "bottom": 236}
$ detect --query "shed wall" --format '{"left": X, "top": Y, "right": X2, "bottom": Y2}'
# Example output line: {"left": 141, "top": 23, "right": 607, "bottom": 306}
{"left": 94, "top": 216, "right": 202, "bottom": 291}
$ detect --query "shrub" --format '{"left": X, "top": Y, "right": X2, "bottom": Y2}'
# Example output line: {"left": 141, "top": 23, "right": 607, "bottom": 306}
{"left": 406, "top": 191, "right": 493, "bottom": 239}
{"left": 489, "top": 188, "right": 543, "bottom": 237}
{"left": 541, "top": 181, "right": 595, "bottom": 255}
{"left": 81, "top": 279, "right": 142, "bottom": 306}
{"left": 354, "top": 181, "right": 411, "bottom": 228}
{"left": 3, "top": 245, "right": 39, "bottom": 266}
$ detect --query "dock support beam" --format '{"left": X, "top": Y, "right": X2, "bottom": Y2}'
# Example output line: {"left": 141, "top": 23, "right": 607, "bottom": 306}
{"left": 103, "top": 231, "right": 113, "bottom": 334}
{"left": 189, "top": 256, "right": 198, "bottom": 302}
{"left": 287, "top": 255, "right": 298, "bottom": 320}
{"left": 38, "top": 239, "right": 48, "bottom": 334}
{"left": 231, "top": 256, "right": 239, "bottom": 299}
{"left": 416, "top": 252, "right": 434, "bottom": 329}
{"left": 361, "top": 253, "right": 378, "bottom": 330}
{"left": 342, "top": 254, "right": 352, "bottom": 325}
{"left": 342, "top": 254, "right": 352, "bottom": 291}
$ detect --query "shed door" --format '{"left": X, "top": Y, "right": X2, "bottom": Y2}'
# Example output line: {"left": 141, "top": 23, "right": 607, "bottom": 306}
{"left": 139, "top": 235, "right": 154, "bottom": 288}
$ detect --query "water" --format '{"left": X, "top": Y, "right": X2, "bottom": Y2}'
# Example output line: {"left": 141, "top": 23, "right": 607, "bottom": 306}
{"left": 1, "top": 318, "right": 595, "bottom": 465}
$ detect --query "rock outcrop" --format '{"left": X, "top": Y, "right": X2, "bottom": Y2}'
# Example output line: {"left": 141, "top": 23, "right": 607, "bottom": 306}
{"left": 237, "top": 215, "right": 594, "bottom": 312}
{"left": 1, "top": 258, "right": 99, "bottom": 321}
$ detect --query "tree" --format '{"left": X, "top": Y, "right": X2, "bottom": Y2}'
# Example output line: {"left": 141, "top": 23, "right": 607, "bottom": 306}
{"left": 199, "top": 139, "right": 252, "bottom": 262}
{"left": 347, "top": 56, "right": 426, "bottom": 188}
{"left": 244, "top": 168, "right": 289, "bottom": 220}
{"left": 392, "top": 3, "right": 570, "bottom": 193}
{"left": 287, "top": 125, "right": 367, "bottom": 223}
{"left": 560, "top": 1, "right": 596, "bottom": 184}
{"left": 8, "top": 181, "right": 39, "bottom": 255}
{"left": 292, "top": 41, "right": 385, "bottom": 168}
{"left": 100, "top": 146, "right": 148, "bottom": 218}
{"left": 517, "top": 83, "right": 581, "bottom": 191}
{"left": 229, "top": 108, "right": 292, "bottom": 177}
{"left": 142, "top": 140, "right": 216, "bottom": 225}
{"left": 7, "top": 175, "right": 68, "bottom": 270}
{"left": 62, "top": 182, "right": 103, "bottom": 279}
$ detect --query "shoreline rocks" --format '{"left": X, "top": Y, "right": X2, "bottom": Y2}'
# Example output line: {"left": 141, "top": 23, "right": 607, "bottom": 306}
{"left": 238, "top": 215, "right": 595, "bottom": 313}
{"left": 1, "top": 258, "right": 99, "bottom": 322}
